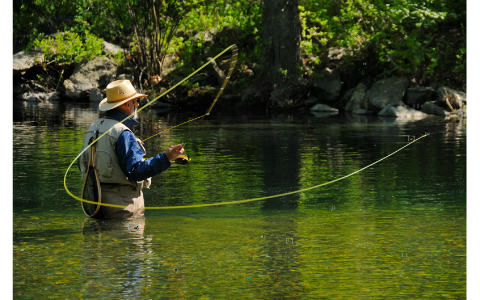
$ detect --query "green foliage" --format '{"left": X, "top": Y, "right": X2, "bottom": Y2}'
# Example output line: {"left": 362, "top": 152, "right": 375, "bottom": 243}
{"left": 33, "top": 30, "right": 105, "bottom": 65}
{"left": 298, "top": 0, "right": 466, "bottom": 85}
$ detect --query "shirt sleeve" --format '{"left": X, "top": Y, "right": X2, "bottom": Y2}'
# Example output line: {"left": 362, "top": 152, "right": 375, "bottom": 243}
{"left": 116, "top": 130, "right": 171, "bottom": 182}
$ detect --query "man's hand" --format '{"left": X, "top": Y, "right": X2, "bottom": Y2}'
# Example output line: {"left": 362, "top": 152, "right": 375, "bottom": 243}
{"left": 165, "top": 144, "right": 185, "bottom": 161}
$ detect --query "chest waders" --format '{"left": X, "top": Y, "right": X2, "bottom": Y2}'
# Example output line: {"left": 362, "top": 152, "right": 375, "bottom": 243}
{"left": 81, "top": 129, "right": 102, "bottom": 217}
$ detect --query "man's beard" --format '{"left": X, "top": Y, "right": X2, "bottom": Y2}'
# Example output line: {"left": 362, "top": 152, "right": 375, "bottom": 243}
{"left": 132, "top": 106, "right": 138, "bottom": 120}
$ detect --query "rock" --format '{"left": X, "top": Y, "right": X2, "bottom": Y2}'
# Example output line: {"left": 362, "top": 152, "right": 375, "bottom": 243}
{"left": 270, "top": 84, "right": 305, "bottom": 109}
{"left": 421, "top": 102, "right": 449, "bottom": 116}
{"left": 378, "top": 101, "right": 427, "bottom": 118}
{"left": 312, "top": 68, "right": 342, "bottom": 102}
{"left": 103, "top": 41, "right": 125, "bottom": 56}
{"left": 117, "top": 74, "right": 135, "bottom": 82}
{"left": 404, "top": 86, "right": 435, "bottom": 108}
{"left": 21, "top": 91, "right": 61, "bottom": 102}
{"left": 89, "top": 88, "right": 104, "bottom": 102}
{"left": 310, "top": 103, "right": 338, "bottom": 112}
{"left": 63, "top": 57, "right": 117, "bottom": 100}
{"left": 436, "top": 86, "right": 466, "bottom": 111}
{"left": 365, "top": 76, "right": 409, "bottom": 112}
{"left": 13, "top": 51, "right": 45, "bottom": 77}
{"left": 206, "top": 57, "right": 226, "bottom": 85}
{"left": 304, "top": 96, "right": 318, "bottom": 106}
{"left": 345, "top": 83, "right": 367, "bottom": 112}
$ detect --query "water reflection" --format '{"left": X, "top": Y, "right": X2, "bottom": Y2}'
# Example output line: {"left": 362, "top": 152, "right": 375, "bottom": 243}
{"left": 13, "top": 99, "right": 466, "bottom": 299}
{"left": 80, "top": 218, "right": 151, "bottom": 299}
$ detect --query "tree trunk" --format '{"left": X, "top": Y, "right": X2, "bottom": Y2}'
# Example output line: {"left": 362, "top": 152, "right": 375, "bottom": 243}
{"left": 261, "top": 0, "right": 302, "bottom": 89}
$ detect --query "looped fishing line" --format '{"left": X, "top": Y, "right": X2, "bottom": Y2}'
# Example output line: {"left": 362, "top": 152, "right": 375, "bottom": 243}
{"left": 67, "top": 134, "right": 428, "bottom": 210}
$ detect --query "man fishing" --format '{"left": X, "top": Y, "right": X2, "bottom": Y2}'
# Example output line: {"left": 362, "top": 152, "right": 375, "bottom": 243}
{"left": 79, "top": 79, "right": 184, "bottom": 218}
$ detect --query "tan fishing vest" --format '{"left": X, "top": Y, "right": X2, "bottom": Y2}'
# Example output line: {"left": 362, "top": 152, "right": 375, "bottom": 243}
{"left": 79, "top": 118, "right": 151, "bottom": 190}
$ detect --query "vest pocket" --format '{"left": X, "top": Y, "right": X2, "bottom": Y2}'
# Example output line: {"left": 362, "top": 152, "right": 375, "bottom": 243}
{"left": 94, "top": 150, "right": 114, "bottom": 178}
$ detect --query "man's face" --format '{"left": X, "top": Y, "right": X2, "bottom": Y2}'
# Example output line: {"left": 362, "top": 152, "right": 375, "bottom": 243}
{"left": 130, "top": 98, "right": 140, "bottom": 119}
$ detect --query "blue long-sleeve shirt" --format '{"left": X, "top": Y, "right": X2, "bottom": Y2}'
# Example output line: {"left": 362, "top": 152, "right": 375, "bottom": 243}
{"left": 105, "top": 110, "right": 171, "bottom": 182}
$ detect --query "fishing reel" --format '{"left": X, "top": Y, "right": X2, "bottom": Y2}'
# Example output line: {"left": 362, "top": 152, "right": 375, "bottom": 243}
{"left": 174, "top": 154, "right": 191, "bottom": 165}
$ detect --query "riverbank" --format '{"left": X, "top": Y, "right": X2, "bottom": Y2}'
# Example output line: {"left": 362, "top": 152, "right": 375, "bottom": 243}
{"left": 13, "top": 26, "right": 466, "bottom": 119}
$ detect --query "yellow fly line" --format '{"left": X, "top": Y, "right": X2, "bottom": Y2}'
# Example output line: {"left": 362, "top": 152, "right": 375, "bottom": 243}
{"left": 65, "top": 132, "right": 428, "bottom": 210}
{"left": 63, "top": 43, "right": 429, "bottom": 211}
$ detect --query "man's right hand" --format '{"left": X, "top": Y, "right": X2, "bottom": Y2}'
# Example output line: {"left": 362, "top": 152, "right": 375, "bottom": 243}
{"left": 165, "top": 144, "right": 185, "bottom": 161}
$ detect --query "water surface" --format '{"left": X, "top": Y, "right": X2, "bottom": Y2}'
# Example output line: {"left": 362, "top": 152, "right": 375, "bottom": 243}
{"left": 13, "top": 100, "right": 466, "bottom": 299}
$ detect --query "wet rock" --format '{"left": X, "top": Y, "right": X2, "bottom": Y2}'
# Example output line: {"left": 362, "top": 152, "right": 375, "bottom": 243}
{"left": 63, "top": 57, "right": 117, "bottom": 100}
{"left": 421, "top": 102, "right": 449, "bottom": 116}
{"left": 345, "top": 83, "right": 367, "bottom": 112}
{"left": 366, "top": 76, "right": 409, "bottom": 112}
{"left": 378, "top": 101, "right": 427, "bottom": 118}
{"left": 310, "top": 103, "right": 338, "bottom": 112}
{"left": 436, "top": 86, "right": 466, "bottom": 111}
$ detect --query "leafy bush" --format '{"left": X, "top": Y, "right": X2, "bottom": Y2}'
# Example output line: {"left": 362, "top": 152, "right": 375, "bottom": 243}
{"left": 32, "top": 29, "right": 105, "bottom": 65}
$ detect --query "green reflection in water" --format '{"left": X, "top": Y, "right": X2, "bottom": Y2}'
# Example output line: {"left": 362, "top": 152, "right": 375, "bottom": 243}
{"left": 13, "top": 105, "right": 466, "bottom": 299}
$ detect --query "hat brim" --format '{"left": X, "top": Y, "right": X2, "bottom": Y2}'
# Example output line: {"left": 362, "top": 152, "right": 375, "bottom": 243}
{"left": 98, "top": 93, "right": 148, "bottom": 111}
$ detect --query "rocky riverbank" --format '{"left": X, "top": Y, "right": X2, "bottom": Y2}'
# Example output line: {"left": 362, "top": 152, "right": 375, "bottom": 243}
{"left": 13, "top": 28, "right": 466, "bottom": 119}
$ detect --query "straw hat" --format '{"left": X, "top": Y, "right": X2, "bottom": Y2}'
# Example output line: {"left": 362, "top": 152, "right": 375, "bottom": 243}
{"left": 99, "top": 80, "right": 147, "bottom": 111}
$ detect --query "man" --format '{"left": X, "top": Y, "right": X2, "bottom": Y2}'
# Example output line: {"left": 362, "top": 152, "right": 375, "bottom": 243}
{"left": 79, "top": 79, "right": 184, "bottom": 218}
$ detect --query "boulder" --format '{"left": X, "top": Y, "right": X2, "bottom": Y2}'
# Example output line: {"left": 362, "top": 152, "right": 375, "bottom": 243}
{"left": 378, "top": 101, "right": 427, "bottom": 118}
{"left": 312, "top": 68, "right": 342, "bottom": 102}
{"left": 421, "top": 102, "right": 449, "bottom": 116}
{"left": 345, "top": 83, "right": 367, "bottom": 112}
{"left": 310, "top": 103, "right": 338, "bottom": 112}
{"left": 404, "top": 86, "right": 435, "bottom": 108}
{"left": 436, "top": 86, "right": 466, "bottom": 111}
{"left": 365, "top": 76, "right": 409, "bottom": 112}
{"left": 13, "top": 51, "right": 45, "bottom": 77}
{"left": 63, "top": 57, "right": 117, "bottom": 100}
{"left": 103, "top": 41, "right": 125, "bottom": 56}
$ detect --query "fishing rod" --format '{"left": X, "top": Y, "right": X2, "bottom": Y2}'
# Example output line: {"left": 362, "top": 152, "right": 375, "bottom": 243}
{"left": 64, "top": 45, "right": 240, "bottom": 209}
{"left": 148, "top": 44, "right": 239, "bottom": 165}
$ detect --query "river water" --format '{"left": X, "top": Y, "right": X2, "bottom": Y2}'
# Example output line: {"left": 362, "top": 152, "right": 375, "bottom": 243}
{"left": 13, "top": 100, "right": 466, "bottom": 299}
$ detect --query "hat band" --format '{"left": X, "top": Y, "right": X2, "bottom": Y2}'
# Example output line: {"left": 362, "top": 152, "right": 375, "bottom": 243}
{"left": 107, "top": 92, "right": 137, "bottom": 103}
